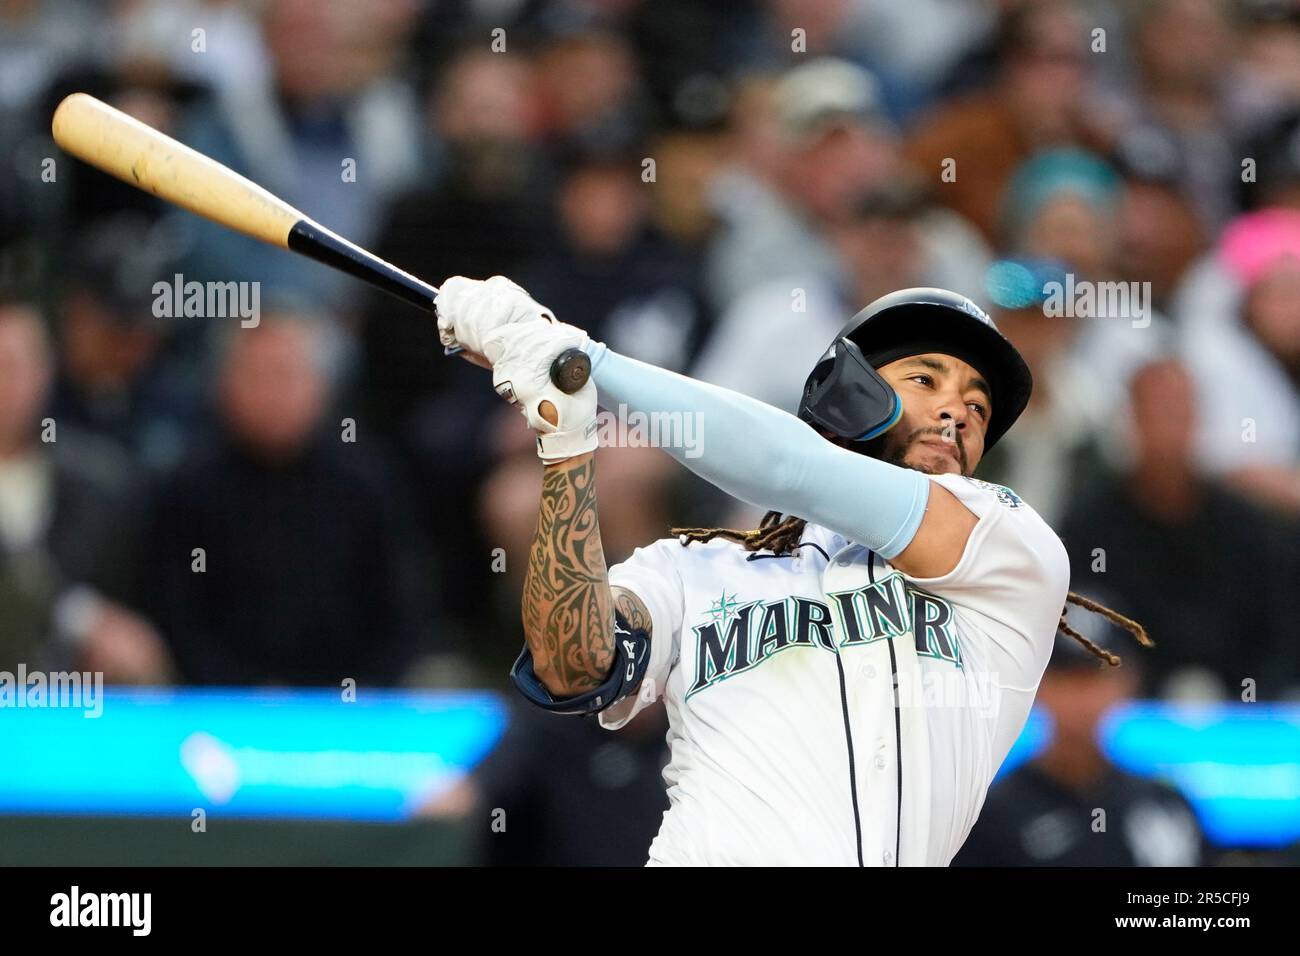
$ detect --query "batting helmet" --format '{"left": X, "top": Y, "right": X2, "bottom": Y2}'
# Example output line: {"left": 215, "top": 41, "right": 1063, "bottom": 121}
{"left": 797, "top": 288, "right": 1033, "bottom": 452}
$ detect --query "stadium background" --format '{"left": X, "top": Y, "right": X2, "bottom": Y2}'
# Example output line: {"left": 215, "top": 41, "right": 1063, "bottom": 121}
{"left": 0, "top": 0, "right": 1298, "bottom": 865}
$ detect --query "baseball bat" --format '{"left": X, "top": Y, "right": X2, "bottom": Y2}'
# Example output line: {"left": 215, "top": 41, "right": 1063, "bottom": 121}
{"left": 50, "top": 92, "right": 590, "bottom": 395}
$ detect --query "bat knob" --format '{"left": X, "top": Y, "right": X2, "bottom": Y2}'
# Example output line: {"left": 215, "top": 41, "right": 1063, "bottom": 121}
{"left": 550, "top": 347, "right": 591, "bottom": 394}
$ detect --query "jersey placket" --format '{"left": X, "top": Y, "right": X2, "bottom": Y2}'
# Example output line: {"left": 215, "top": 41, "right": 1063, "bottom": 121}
{"left": 821, "top": 543, "right": 903, "bottom": 867}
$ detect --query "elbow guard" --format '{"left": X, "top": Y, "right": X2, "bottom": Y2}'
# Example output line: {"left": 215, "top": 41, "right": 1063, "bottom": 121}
{"left": 509, "top": 610, "right": 652, "bottom": 716}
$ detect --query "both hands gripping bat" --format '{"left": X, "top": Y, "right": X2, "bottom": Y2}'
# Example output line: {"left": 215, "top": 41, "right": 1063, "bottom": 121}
{"left": 50, "top": 92, "right": 591, "bottom": 395}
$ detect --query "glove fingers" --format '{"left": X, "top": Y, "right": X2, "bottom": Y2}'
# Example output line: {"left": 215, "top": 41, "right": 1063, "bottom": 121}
{"left": 436, "top": 275, "right": 556, "bottom": 357}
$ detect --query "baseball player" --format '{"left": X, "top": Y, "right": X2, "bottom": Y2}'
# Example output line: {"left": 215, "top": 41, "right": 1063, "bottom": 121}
{"left": 436, "top": 277, "right": 1148, "bottom": 866}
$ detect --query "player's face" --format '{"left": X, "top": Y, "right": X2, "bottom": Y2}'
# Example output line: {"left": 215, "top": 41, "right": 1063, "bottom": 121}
{"left": 875, "top": 353, "right": 991, "bottom": 476}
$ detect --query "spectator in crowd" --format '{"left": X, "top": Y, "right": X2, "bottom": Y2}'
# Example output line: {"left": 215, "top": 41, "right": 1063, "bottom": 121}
{"left": 1059, "top": 358, "right": 1300, "bottom": 699}
{"left": 175, "top": 0, "right": 425, "bottom": 310}
{"left": 46, "top": 215, "right": 203, "bottom": 474}
{"left": 0, "top": 0, "right": 101, "bottom": 155}
{"left": 706, "top": 54, "right": 994, "bottom": 318}
{"left": 35, "top": 71, "right": 205, "bottom": 274}
{"left": 1111, "top": 129, "right": 1209, "bottom": 314}
{"left": 1107, "top": 0, "right": 1243, "bottom": 231}
{"left": 616, "top": 0, "right": 757, "bottom": 129}
{"left": 939, "top": 0, "right": 1136, "bottom": 100}
{"left": 733, "top": 0, "right": 929, "bottom": 123}
{"left": 641, "top": 124, "right": 729, "bottom": 253}
{"left": 0, "top": 299, "right": 171, "bottom": 683}
{"left": 518, "top": 142, "right": 708, "bottom": 372}
{"left": 953, "top": 603, "right": 1209, "bottom": 866}
{"left": 102, "top": 0, "right": 271, "bottom": 100}
{"left": 1000, "top": 150, "right": 1123, "bottom": 279}
{"left": 1181, "top": 208, "right": 1300, "bottom": 516}
{"left": 978, "top": 150, "right": 1168, "bottom": 521}
{"left": 142, "top": 311, "right": 437, "bottom": 686}
{"left": 704, "top": 57, "right": 900, "bottom": 313}
{"left": 0, "top": 2, "right": 108, "bottom": 298}
{"left": 1229, "top": 0, "right": 1300, "bottom": 148}
{"left": 845, "top": 0, "right": 1001, "bottom": 114}
{"left": 904, "top": 0, "right": 1114, "bottom": 241}
{"left": 531, "top": 27, "right": 650, "bottom": 148}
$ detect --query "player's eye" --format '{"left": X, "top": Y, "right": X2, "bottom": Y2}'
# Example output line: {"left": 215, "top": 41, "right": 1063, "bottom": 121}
{"left": 910, "top": 374, "right": 933, "bottom": 387}
{"left": 967, "top": 401, "right": 987, "bottom": 419}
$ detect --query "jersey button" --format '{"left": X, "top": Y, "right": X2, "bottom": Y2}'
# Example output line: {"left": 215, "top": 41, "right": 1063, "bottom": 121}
{"left": 874, "top": 754, "right": 887, "bottom": 770}
{"left": 882, "top": 850, "right": 894, "bottom": 865}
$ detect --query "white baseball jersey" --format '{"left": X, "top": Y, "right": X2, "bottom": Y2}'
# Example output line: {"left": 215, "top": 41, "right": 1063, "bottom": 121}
{"left": 599, "top": 472, "right": 1071, "bottom": 866}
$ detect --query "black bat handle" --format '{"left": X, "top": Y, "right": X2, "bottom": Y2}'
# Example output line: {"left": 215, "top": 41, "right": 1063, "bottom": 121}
{"left": 285, "top": 221, "right": 590, "bottom": 393}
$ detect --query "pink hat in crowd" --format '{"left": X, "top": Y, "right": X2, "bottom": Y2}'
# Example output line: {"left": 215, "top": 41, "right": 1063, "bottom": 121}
{"left": 1219, "top": 208, "right": 1300, "bottom": 286}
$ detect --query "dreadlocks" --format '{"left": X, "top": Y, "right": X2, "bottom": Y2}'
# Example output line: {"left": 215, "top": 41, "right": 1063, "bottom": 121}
{"left": 673, "top": 510, "right": 809, "bottom": 557}
{"left": 671, "top": 511, "right": 1153, "bottom": 666}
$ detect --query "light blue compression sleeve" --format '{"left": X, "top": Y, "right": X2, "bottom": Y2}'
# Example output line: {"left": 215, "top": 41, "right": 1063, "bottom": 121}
{"left": 583, "top": 341, "right": 930, "bottom": 559}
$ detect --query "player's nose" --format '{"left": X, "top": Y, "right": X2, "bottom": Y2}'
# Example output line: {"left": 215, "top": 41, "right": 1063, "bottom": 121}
{"left": 934, "top": 392, "right": 971, "bottom": 431}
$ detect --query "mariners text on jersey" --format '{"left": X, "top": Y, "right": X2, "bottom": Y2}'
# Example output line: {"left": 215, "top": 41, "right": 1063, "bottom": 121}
{"left": 544, "top": 472, "right": 1068, "bottom": 866}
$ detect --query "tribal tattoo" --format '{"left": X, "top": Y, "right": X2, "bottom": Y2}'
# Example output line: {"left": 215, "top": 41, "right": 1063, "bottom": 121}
{"left": 522, "top": 455, "right": 617, "bottom": 695}
{"left": 613, "top": 586, "right": 652, "bottom": 636}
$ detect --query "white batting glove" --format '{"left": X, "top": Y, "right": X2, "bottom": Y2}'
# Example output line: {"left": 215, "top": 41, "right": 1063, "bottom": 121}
{"left": 487, "top": 321, "right": 599, "bottom": 463}
{"left": 434, "top": 275, "right": 555, "bottom": 365}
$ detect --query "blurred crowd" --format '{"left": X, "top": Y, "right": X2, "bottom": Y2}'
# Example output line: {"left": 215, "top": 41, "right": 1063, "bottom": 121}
{"left": 2, "top": 0, "right": 1300, "bottom": 863}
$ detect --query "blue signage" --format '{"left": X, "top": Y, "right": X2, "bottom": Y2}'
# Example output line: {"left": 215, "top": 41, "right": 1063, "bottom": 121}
{"left": 0, "top": 687, "right": 506, "bottom": 821}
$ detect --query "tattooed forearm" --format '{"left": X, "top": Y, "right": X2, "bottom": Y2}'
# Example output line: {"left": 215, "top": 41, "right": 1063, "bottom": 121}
{"left": 522, "top": 452, "right": 616, "bottom": 696}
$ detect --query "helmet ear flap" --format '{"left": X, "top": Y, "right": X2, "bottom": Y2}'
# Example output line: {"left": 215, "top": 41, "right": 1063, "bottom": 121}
{"left": 798, "top": 338, "right": 902, "bottom": 441}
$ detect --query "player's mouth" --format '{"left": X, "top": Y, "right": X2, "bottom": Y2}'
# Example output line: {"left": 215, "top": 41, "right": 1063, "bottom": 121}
{"left": 917, "top": 435, "right": 961, "bottom": 463}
